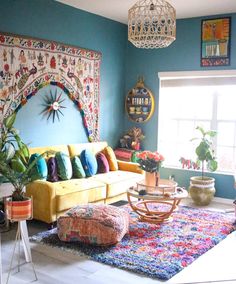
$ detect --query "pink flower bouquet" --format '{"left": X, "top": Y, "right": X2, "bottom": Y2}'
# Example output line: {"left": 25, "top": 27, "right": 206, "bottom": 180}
{"left": 136, "top": 151, "right": 164, "bottom": 173}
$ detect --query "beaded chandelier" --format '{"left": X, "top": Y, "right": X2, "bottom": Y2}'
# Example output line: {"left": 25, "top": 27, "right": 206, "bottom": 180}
{"left": 128, "top": 0, "right": 176, "bottom": 49}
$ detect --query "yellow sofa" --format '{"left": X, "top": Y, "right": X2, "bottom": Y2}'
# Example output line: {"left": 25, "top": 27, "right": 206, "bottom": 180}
{"left": 26, "top": 141, "right": 143, "bottom": 224}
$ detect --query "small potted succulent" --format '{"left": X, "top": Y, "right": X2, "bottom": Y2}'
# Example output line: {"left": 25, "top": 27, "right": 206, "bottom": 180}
{"left": 0, "top": 113, "right": 49, "bottom": 220}
{"left": 189, "top": 126, "right": 218, "bottom": 206}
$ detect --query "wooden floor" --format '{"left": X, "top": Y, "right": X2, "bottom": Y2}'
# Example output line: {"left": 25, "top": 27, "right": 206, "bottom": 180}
{"left": 1, "top": 198, "right": 236, "bottom": 284}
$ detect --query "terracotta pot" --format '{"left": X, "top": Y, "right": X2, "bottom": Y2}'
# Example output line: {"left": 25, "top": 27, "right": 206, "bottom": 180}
{"left": 5, "top": 197, "right": 32, "bottom": 221}
{"left": 189, "top": 176, "right": 215, "bottom": 206}
{"left": 145, "top": 171, "right": 160, "bottom": 187}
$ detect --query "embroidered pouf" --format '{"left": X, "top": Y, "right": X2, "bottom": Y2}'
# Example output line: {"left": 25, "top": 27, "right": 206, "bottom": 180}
{"left": 57, "top": 204, "right": 129, "bottom": 245}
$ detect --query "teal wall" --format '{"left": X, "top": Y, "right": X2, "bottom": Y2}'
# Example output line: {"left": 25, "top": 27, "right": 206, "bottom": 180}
{"left": 0, "top": 0, "right": 127, "bottom": 147}
{"left": 125, "top": 14, "right": 236, "bottom": 199}
{"left": 0, "top": 1, "right": 235, "bottom": 199}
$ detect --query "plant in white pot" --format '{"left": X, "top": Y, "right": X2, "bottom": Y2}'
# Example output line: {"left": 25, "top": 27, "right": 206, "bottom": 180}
{"left": 189, "top": 126, "right": 218, "bottom": 206}
{"left": 0, "top": 113, "right": 49, "bottom": 221}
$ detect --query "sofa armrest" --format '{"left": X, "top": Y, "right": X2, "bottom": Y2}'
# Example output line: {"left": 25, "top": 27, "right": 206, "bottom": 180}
{"left": 25, "top": 180, "right": 57, "bottom": 224}
{"left": 117, "top": 160, "right": 144, "bottom": 174}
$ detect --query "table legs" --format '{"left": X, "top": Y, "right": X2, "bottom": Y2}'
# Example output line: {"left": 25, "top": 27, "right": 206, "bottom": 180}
{"left": 127, "top": 192, "right": 181, "bottom": 224}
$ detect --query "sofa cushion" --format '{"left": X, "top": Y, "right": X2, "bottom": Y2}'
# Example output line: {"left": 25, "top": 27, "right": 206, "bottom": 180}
{"left": 29, "top": 145, "right": 69, "bottom": 157}
{"left": 29, "top": 153, "right": 48, "bottom": 180}
{"left": 103, "top": 146, "right": 118, "bottom": 171}
{"left": 55, "top": 152, "right": 73, "bottom": 180}
{"left": 80, "top": 149, "right": 98, "bottom": 177}
{"left": 68, "top": 142, "right": 108, "bottom": 157}
{"left": 71, "top": 156, "right": 86, "bottom": 178}
{"left": 57, "top": 204, "right": 129, "bottom": 245}
{"left": 91, "top": 170, "right": 143, "bottom": 198}
{"left": 96, "top": 152, "right": 109, "bottom": 173}
{"left": 55, "top": 179, "right": 106, "bottom": 212}
{"left": 47, "top": 157, "right": 59, "bottom": 182}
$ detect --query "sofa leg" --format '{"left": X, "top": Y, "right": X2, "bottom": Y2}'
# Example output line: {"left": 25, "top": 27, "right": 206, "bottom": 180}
{"left": 48, "top": 222, "right": 56, "bottom": 230}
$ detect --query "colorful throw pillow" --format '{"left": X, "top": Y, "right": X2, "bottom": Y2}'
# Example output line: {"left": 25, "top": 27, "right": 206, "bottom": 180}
{"left": 80, "top": 149, "right": 98, "bottom": 177}
{"left": 55, "top": 152, "right": 72, "bottom": 180}
{"left": 103, "top": 146, "right": 118, "bottom": 171}
{"left": 96, "top": 152, "right": 109, "bottom": 173}
{"left": 47, "top": 157, "right": 59, "bottom": 182}
{"left": 29, "top": 153, "right": 48, "bottom": 180}
{"left": 71, "top": 156, "right": 86, "bottom": 178}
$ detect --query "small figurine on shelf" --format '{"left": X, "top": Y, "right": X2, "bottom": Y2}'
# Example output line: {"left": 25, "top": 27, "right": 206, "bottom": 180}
{"left": 119, "top": 127, "right": 145, "bottom": 150}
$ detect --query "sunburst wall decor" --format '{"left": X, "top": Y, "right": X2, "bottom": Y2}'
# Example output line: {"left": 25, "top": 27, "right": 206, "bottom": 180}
{"left": 41, "top": 89, "right": 66, "bottom": 122}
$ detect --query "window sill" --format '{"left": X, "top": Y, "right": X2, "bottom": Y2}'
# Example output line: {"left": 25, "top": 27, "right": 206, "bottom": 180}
{"left": 162, "top": 165, "right": 235, "bottom": 177}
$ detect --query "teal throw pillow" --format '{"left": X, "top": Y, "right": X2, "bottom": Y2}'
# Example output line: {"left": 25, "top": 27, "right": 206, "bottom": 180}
{"left": 80, "top": 149, "right": 98, "bottom": 177}
{"left": 55, "top": 152, "right": 73, "bottom": 180}
{"left": 29, "top": 153, "right": 48, "bottom": 180}
{"left": 71, "top": 156, "right": 86, "bottom": 178}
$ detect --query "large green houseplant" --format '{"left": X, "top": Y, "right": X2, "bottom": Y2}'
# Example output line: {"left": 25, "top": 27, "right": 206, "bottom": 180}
{"left": 189, "top": 126, "right": 218, "bottom": 205}
{"left": 0, "top": 113, "right": 49, "bottom": 220}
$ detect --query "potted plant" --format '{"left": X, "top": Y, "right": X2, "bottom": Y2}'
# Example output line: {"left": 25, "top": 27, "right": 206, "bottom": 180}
{"left": 189, "top": 126, "right": 218, "bottom": 206}
{"left": 0, "top": 113, "right": 49, "bottom": 221}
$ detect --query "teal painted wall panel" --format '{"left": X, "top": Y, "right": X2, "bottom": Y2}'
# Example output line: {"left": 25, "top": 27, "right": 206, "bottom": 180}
{"left": 0, "top": 0, "right": 127, "bottom": 147}
{"left": 125, "top": 14, "right": 236, "bottom": 199}
{"left": 14, "top": 85, "right": 88, "bottom": 147}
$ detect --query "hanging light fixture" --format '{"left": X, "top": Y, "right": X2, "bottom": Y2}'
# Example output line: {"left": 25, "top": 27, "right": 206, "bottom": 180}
{"left": 128, "top": 0, "right": 176, "bottom": 49}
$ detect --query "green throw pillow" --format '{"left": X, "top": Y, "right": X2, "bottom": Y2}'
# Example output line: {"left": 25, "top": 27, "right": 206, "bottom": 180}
{"left": 55, "top": 152, "right": 72, "bottom": 180}
{"left": 71, "top": 156, "right": 86, "bottom": 178}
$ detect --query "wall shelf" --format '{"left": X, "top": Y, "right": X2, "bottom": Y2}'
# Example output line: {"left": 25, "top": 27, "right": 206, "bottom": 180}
{"left": 125, "top": 78, "right": 154, "bottom": 123}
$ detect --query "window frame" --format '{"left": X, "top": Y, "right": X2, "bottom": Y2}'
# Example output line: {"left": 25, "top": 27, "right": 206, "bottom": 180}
{"left": 158, "top": 70, "right": 236, "bottom": 174}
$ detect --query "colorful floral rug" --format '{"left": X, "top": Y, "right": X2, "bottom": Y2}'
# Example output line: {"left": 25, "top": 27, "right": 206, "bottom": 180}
{"left": 30, "top": 205, "right": 235, "bottom": 280}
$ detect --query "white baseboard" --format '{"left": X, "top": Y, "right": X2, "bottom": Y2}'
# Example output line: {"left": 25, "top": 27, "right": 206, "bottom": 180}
{"left": 185, "top": 195, "right": 234, "bottom": 205}
{"left": 212, "top": 196, "right": 235, "bottom": 204}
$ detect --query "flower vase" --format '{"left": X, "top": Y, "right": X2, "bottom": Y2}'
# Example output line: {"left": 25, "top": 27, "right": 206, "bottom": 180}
{"left": 145, "top": 171, "right": 160, "bottom": 188}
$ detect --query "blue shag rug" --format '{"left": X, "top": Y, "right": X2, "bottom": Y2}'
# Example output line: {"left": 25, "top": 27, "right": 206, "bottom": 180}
{"left": 30, "top": 205, "right": 235, "bottom": 280}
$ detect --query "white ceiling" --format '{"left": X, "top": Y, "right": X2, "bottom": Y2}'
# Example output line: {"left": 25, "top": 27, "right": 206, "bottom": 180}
{"left": 57, "top": 0, "right": 236, "bottom": 24}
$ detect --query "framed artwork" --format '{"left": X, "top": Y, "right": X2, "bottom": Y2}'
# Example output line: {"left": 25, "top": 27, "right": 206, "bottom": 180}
{"left": 201, "top": 17, "right": 231, "bottom": 67}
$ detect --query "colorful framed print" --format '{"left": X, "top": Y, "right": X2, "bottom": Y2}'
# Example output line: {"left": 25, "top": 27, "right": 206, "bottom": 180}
{"left": 201, "top": 17, "right": 231, "bottom": 67}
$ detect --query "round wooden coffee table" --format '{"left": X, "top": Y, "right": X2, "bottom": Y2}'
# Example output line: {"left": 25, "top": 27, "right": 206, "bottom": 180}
{"left": 127, "top": 179, "right": 188, "bottom": 224}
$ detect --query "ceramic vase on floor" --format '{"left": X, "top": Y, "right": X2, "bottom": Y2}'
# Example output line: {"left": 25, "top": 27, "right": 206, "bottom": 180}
{"left": 189, "top": 176, "right": 215, "bottom": 206}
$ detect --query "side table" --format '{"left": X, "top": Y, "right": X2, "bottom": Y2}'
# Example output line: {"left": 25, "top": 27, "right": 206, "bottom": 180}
{"left": 127, "top": 179, "right": 188, "bottom": 224}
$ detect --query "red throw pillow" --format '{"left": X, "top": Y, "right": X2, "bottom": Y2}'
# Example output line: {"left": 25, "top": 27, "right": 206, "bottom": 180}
{"left": 96, "top": 152, "right": 110, "bottom": 173}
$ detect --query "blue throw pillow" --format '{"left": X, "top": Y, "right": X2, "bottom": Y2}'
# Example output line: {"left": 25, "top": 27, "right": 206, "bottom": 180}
{"left": 55, "top": 152, "right": 73, "bottom": 180}
{"left": 80, "top": 149, "right": 98, "bottom": 177}
{"left": 29, "top": 153, "right": 48, "bottom": 180}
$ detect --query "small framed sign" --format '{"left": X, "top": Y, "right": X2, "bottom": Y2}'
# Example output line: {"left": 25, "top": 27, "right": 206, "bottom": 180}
{"left": 201, "top": 17, "right": 231, "bottom": 67}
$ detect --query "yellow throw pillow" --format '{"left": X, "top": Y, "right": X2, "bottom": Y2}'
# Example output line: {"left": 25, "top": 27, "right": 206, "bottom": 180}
{"left": 103, "top": 146, "right": 118, "bottom": 171}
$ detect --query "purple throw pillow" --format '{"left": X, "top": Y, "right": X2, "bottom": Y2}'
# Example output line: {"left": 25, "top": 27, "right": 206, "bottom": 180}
{"left": 47, "top": 157, "right": 59, "bottom": 182}
{"left": 96, "top": 152, "right": 110, "bottom": 173}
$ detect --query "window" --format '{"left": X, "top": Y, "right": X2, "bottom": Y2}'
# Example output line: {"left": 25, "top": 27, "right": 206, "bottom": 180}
{"left": 158, "top": 70, "right": 236, "bottom": 173}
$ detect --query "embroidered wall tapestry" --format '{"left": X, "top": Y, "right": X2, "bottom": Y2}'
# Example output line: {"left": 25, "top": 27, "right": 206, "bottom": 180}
{"left": 0, "top": 32, "right": 101, "bottom": 142}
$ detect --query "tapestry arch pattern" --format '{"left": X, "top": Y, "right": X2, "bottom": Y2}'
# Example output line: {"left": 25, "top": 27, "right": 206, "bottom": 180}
{"left": 0, "top": 32, "right": 101, "bottom": 142}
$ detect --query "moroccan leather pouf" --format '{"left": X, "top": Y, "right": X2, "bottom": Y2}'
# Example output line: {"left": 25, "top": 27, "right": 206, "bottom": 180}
{"left": 57, "top": 204, "right": 129, "bottom": 245}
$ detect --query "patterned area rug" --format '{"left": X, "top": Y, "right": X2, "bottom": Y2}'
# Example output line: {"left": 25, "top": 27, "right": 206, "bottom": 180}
{"left": 30, "top": 205, "right": 235, "bottom": 280}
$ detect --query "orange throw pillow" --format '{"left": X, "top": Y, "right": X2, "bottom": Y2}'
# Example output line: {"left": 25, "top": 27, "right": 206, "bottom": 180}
{"left": 103, "top": 146, "right": 118, "bottom": 171}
